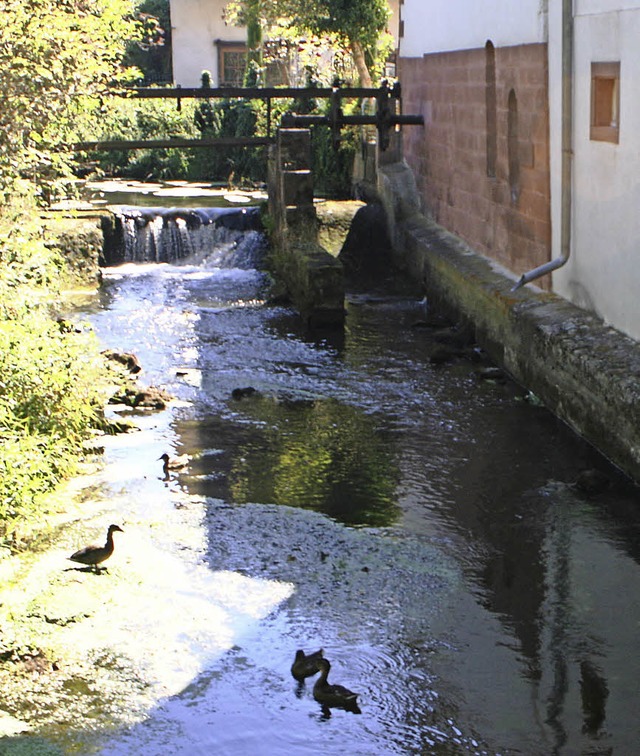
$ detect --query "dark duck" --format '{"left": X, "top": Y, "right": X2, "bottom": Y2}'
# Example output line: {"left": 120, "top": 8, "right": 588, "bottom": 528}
{"left": 291, "top": 649, "right": 324, "bottom": 681}
{"left": 68, "top": 524, "right": 123, "bottom": 572}
{"left": 313, "top": 658, "right": 360, "bottom": 712}
{"left": 158, "top": 452, "right": 191, "bottom": 476}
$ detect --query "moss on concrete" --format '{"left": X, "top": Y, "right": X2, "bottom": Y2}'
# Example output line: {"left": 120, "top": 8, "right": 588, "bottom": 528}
{"left": 42, "top": 211, "right": 108, "bottom": 287}
{"left": 392, "top": 210, "right": 640, "bottom": 484}
{"left": 315, "top": 200, "right": 364, "bottom": 257}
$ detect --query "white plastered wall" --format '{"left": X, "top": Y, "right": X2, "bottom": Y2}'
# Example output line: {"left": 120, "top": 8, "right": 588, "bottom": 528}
{"left": 552, "top": 1, "right": 640, "bottom": 340}
{"left": 170, "top": 0, "right": 246, "bottom": 86}
{"left": 399, "top": 0, "right": 547, "bottom": 57}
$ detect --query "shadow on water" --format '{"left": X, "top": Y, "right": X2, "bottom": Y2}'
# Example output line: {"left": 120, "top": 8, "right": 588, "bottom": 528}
{"left": 4, "top": 189, "right": 640, "bottom": 755}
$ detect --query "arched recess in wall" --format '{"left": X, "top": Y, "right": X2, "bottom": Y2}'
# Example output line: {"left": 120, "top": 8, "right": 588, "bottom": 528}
{"left": 508, "top": 88, "right": 520, "bottom": 203}
{"left": 485, "top": 41, "right": 497, "bottom": 178}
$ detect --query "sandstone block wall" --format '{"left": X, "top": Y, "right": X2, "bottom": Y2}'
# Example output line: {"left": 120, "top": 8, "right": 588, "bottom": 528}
{"left": 399, "top": 43, "right": 551, "bottom": 286}
{"left": 387, "top": 204, "right": 640, "bottom": 485}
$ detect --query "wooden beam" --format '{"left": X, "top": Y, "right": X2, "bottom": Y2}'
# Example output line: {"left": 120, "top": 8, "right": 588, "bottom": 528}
{"left": 120, "top": 86, "right": 388, "bottom": 100}
{"left": 70, "top": 136, "right": 273, "bottom": 152}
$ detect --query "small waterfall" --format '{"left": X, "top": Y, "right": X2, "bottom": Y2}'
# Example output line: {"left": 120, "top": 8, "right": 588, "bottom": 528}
{"left": 104, "top": 206, "right": 267, "bottom": 269}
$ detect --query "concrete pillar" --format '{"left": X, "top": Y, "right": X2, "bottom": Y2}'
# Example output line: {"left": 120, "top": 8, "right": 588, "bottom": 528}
{"left": 267, "top": 128, "right": 345, "bottom": 328}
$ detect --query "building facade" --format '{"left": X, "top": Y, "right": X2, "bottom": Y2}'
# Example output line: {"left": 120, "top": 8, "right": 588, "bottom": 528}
{"left": 398, "top": 1, "right": 552, "bottom": 284}
{"left": 398, "top": 0, "right": 640, "bottom": 342}
{"left": 170, "top": 0, "right": 247, "bottom": 87}
{"left": 556, "top": 0, "right": 640, "bottom": 340}
{"left": 170, "top": 0, "right": 402, "bottom": 88}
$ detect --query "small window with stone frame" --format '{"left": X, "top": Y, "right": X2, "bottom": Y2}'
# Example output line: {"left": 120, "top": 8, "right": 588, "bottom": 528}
{"left": 217, "top": 42, "right": 247, "bottom": 87}
{"left": 590, "top": 61, "right": 620, "bottom": 144}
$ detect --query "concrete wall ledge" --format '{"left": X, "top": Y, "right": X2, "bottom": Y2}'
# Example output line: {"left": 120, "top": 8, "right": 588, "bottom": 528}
{"left": 396, "top": 213, "right": 640, "bottom": 484}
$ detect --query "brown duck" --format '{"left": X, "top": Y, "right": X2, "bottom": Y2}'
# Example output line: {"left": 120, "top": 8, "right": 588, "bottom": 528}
{"left": 313, "top": 658, "right": 360, "bottom": 709}
{"left": 159, "top": 452, "right": 191, "bottom": 476}
{"left": 69, "top": 524, "right": 123, "bottom": 572}
{"left": 291, "top": 648, "right": 324, "bottom": 681}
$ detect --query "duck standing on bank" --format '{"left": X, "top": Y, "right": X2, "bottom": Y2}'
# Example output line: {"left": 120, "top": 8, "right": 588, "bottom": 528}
{"left": 68, "top": 524, "right": 124, "bottom": 572}
{"left": 291, "top": 649, "right": 324, "bottom": 682}
{"left": 313, "top": 658, "right": 361, "bottom": 712}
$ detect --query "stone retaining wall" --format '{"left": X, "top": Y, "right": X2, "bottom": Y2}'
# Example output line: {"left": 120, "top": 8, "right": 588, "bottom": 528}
{"left": 381, "top": 162, "right": 640, "bottom": 483}
{"left": 42, "top": 212, "right": 105, "bottom": 287}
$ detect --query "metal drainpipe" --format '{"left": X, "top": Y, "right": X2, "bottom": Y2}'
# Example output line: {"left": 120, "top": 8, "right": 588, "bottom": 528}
{"left": 512, "top": 0, "right": 573, "bottom": 291}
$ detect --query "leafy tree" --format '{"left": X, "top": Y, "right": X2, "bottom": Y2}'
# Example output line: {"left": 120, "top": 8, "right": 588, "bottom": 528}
{"left": 0, "top": 0, "right": 143, "bottom": 539}
{"left": 243, "top": 0, "right": 263, "bottom": 86}
{"left": 0, "top": 0, "right": 141, "bottom": 203}
{"left": 123, "top": 0, "right": 173, "bottom": 84}
{"left": 226, "top": 0, "right": 391, "bottom": 87}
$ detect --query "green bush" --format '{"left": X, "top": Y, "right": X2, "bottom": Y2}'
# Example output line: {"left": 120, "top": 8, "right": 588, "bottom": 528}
{"left": 310, "top": 123, "right": 358, "bottom": 199}
{"left": 85, "top": 97, "right": 197, "bottom": 179}
{"left": 0, "top": 315, "right": 104, "bottom": 521}
{"left": 83, "top": 82, "right": 360, "bottom": 194}
{"left": 189, "top": 94, "right": 288, "bottom": 185}
{"left": 310, "top": 100, "right": 359, "bottom": 199}
{"left": 0, "top": 194, "right": 107, "bottom": 542}
{"left": 191, "top": 98, "right": 259, "bottom": 183}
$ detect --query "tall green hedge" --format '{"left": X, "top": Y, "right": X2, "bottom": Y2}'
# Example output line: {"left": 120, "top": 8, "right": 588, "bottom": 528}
{"left": 0, "top": 192, "right": 109, "bottom": 542}
{"left": 0, "top": 0, "right": 138, "bottom": 541}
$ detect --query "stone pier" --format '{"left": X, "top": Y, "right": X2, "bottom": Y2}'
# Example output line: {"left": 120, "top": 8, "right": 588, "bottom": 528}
{"left": 267, "top": 128, "right": 345, "bottom": 328}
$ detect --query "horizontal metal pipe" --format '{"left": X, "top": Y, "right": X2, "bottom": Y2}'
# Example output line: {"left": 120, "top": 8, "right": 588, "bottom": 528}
{"left": 511, "top": 256, "right": 569, "bottom": 290}
{"left": 282, "top": 115, "right": 424, "bottom": 126}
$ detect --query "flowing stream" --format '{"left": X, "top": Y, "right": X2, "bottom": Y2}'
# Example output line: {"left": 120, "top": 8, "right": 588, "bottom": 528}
{"left": 3, "top": 189, "right": 640, "bottom": 755}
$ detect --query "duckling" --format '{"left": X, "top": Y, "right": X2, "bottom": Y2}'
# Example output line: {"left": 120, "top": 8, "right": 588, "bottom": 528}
{"left": 69, "top": 524, "right": 123, "bottom": 572}
{"left": 313, "top": 658, "right": 360, "bottom": 709}
{"left": 291, "top": 648, "right": 324, "bottom": 681}
{"left": 158, "top": 452, "right": 191, "bottom": 475}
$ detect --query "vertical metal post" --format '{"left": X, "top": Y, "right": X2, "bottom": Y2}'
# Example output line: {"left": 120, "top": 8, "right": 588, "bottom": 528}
{"left": 330, "top": 88, "right": 342, "bottom": 149}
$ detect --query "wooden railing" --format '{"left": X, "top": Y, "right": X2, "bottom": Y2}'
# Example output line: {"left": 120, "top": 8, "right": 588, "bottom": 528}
{"left": 71, "top": 81, "right": 423, "bottom": 152}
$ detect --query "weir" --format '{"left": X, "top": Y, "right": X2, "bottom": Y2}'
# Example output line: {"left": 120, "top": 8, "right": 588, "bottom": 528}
{"left": 101, "top": 205, "right": 266, "bottom": 267}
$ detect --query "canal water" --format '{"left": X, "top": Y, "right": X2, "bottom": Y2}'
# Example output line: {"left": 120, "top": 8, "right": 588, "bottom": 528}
{"left": 3, "top": 188, "right": 640, "bottom": 755}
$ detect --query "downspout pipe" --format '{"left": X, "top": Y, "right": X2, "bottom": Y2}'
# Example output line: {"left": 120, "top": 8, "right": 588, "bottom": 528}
{"left": 512, "top": 0, "right": 573, "bottom": 291}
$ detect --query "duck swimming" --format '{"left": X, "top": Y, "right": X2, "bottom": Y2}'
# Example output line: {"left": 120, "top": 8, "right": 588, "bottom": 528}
{"left": 291, "top": 649, "right": 324, "bottom": 681}
{"left": 69, "top": 524, "right": 123, "bottom": 572}
{"left": 312, "top": 658, "right": 360, "bottom": 710}
{"left": 158, "top": 452, "right": 191, "bottom": 475}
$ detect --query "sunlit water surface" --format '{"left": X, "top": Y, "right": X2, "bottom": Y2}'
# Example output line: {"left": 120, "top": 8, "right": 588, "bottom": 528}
{"left": 4, "top": 211, "right": 640, "bottom": 756}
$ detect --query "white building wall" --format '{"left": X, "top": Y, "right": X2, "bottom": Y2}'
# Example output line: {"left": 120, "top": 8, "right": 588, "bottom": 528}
{"left": 399, "top": 0, "right": 547, "bottom": 57}
{"left": 170, "top": 0, "right": 246, "bottom": 87}
{"left": 552, "top": 1, "right": 640, "bottom": 340}
{"left": 398, "top": 0, "right": 640, "bottom": 340}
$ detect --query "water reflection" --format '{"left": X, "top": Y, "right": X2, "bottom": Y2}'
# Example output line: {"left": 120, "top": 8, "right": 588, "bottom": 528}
{"left": 185, "top": 395, "right": 400, "bottom": 526}
{"left": 95, "top": 244, "right": 640, "bottom": 754}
